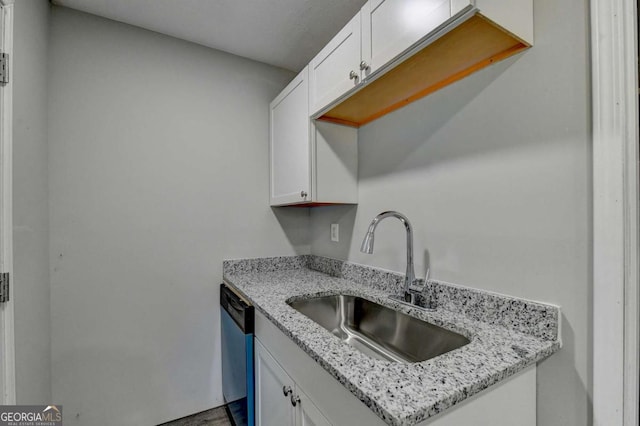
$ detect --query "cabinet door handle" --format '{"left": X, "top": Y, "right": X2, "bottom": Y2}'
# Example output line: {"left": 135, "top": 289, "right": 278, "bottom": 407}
{"left": 290, "top": 394, "right": 301, "bottom": 407}
{"left": 300, "top": 191, "right": 308, "bottom": 198}
{"left": 359, "top": 61, "right": 370, "bottom": 71}
{"left": 283, "top": 385, "right": 292, "bottom": 397}
{"left": 349, "top": 70, "right": 358, "bottom": 81}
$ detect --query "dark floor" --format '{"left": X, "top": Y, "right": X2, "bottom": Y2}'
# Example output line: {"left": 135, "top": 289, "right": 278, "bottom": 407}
{"left": 159, "top": 406, "right": 232, "bottom": 426}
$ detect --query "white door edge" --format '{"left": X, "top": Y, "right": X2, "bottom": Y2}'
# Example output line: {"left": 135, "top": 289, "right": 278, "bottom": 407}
{"left": 0, "top": 1, "right": 15, "bottom": 405}
{"left": 591, "top": 0, "right": 639, "bottom": 424}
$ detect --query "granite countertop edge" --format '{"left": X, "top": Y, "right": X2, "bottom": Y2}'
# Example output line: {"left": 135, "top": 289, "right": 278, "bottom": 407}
{"left": 223, "top": 264, "right": 561, "bottom": 426}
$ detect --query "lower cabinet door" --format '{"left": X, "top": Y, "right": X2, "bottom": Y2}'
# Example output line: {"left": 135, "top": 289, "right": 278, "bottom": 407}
{"left": 255, "top": 339, "right": 295, "bottom": 426}
{"left": 296, "top": 387, "right": 332, "bottom": 426}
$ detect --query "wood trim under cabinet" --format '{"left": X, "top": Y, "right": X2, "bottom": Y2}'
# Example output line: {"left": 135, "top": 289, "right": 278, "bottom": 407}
{"left": 318, "top": 14, "right": 529, "bottom": 128}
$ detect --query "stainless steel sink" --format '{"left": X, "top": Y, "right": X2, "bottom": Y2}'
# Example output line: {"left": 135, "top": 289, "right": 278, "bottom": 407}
{"left": 287, "top": 294, "right": 470, "bottom": 363}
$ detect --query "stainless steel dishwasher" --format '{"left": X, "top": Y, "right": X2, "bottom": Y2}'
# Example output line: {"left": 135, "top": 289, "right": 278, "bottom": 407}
{"left": 220, "top": 283, "right": 254, "bottom": 426}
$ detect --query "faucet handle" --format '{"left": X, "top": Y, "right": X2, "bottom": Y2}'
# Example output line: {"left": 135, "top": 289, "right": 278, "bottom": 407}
{"left": 399, "top": 269, "right": 436, "bottom": 310}
{"left": 408, "top": 269, "right": 429, "bottom": 293}
{"left": 408, "top": 280, "right": 426, "bottom": 294}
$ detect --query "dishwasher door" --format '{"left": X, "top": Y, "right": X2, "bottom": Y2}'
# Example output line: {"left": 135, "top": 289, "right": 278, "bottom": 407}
{"left": 221, "top": 283, "right": 254, "bottom": 426}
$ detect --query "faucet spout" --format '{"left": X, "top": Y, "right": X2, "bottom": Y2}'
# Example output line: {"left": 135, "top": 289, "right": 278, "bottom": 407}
{"left": 360, "top": 211, "right": 417, "bottom": 303}
{"left": 360, "top": 231, "right": 375, "bottom": 254}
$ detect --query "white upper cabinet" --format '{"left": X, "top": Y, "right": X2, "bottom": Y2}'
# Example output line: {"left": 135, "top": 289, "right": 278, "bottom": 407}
{"left": 271, "top": 0, "right": 533, "bottom": 206}
{"left": 315, "top": 0, "right": 533, "bottom": 127}
{"left": 270, "top": 67, "right": 311, "bottom": 206}
{"left": 309, "top": 13, "right": 367, "bottom": 116}
{"left": 270, "top": 67, "right": 358, "bottom": 207}
{"left": 361, "top": 0, "right": 451, "bottom": 76}
{"left": 310, "top": 0, "right": 454, "bottom": 117}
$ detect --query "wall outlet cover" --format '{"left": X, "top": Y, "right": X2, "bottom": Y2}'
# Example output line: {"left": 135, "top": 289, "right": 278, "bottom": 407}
{"left": 331, "top": 224, "right": 339, "bottom": 242}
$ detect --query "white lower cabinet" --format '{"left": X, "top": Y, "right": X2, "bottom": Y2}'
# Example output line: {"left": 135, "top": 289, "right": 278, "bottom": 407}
{"left": 255, "top": 338, "right": 331, "bottom": 426}
{"left": 254, "top": 310, "right": 536, "bottom": 426}
{"left": 255, "top": 338, "right": 295, "bottom": 426}
{"left": 295, "top": 386, "right": 331, "bottom": 426}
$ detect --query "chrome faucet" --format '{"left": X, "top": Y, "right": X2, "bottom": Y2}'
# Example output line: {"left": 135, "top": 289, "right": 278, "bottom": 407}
{"left": 360, "top": 211, "right": 425, "bottom": 305}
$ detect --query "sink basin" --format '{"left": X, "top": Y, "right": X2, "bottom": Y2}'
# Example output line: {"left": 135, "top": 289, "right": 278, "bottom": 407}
{"left": 287, "top": 294, "right": 470, "bottom": 363}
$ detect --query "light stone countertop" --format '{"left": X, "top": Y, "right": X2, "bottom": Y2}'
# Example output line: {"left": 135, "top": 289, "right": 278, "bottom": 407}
{"left": 223, "top": 255, "right": 561, "bottom": 426}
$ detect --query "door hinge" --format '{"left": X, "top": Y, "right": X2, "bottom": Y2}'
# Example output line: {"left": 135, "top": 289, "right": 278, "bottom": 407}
{"left": 0, "top": 272, "right": 9, "bottom": 303}
{"left": 0, "top": 52, "right": 8, "bottom": 85}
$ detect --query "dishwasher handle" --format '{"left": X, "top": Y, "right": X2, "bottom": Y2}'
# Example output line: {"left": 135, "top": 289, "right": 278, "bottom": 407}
{"left": 226, "top": 294, "right": 244, "bottom": 312}
{"left": 220, "top": 283, "right": 254, "bottom": 333}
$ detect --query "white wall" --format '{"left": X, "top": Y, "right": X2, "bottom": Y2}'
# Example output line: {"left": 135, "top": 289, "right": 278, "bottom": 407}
{"left": 48, "top": 7, "right": 306, "bottom": 425}
{"left": 13, "top": 0, "right": 51, "bottom": 404}
{"left": 311, "top": 0, "right": 591, "bottom": 424}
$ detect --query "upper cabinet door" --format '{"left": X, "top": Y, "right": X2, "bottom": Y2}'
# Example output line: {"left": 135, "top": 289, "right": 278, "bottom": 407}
{"left": 309, "top": 13, "right": 364, "bottom": 116}
{"left": 361, "top": 0, "right": 451, "bottom": 76}
{"left": 270, "top": 67, "right": 311, "bottom": 206}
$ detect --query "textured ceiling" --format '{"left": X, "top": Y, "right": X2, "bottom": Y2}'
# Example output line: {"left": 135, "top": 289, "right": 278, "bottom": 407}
{"left": 52, "top": 0, "right": 368, "bottom": 71}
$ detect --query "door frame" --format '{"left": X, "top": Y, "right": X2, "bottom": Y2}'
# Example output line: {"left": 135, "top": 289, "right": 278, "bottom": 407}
{"left": 591, "top": 0, "right": 639, "bottom": 423}
{"left": 0, "top": 0, "right": 15, "bottom": 405}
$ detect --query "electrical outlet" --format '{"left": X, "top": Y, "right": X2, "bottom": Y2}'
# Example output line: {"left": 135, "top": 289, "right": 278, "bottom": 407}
{"left": 331, "top": 224, "right": 339, "bottom": 242}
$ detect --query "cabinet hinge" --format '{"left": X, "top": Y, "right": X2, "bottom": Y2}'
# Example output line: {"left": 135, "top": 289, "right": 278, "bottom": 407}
{"left": 0, "top": 272, "right": 9, "bottom": 303}
{"left": 0, "top": 52, "right": 8, "bottom": 85}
